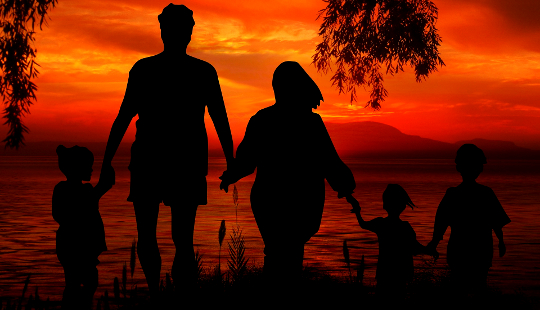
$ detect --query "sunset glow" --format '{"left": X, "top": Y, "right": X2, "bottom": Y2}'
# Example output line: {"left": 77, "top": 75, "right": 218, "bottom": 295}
{"left": 2, "top": 0, "right": 540, "bottom": 150}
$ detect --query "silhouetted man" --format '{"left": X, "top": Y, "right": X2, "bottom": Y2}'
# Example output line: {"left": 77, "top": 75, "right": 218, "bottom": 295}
{"left": 101, "top": 4, "right": 233, "bottom": 296}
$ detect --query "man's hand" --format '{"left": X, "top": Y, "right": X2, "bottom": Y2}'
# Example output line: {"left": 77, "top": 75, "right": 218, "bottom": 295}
{"left": 498, "top": 241, "right": 506, "bottom": 257}
{"left": 219, "top": 171, "right": 231, "bottom": 193}
{"left": 100, "top": 163, "right": 115, "bottom": 186}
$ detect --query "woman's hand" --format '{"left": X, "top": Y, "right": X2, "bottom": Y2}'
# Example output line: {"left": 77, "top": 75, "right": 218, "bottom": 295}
{"left": 219, "top": 171, "right": 231, "bottom": 193}
{"left": 100, "top": 164, "right": 115, "bottom": 187}
{"left": 346, "top": 195, "right": 360, "bottom": 213}
{"left": 498, "top": 241, "right": 506, "bottom": 257}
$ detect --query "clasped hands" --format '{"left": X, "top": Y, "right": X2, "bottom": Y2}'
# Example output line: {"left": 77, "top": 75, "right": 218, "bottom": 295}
{"left": 100, "top": 163, "right": 116, "bottom": 188}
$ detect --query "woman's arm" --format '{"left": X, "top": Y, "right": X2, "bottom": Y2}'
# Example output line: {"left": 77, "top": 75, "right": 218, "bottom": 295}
{"left": 219, "top": 116, "right": 258, "bottom": 192}
{"left": 494, "top": 227, "right": 506, "bottom": 257}
{"left": 318, "top": 115, "right": 355, "bottom": 198}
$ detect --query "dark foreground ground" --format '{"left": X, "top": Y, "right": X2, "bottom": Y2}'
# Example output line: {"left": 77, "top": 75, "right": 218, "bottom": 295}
{"left": 1, "top": 264, "right": 537, "bottom": 310}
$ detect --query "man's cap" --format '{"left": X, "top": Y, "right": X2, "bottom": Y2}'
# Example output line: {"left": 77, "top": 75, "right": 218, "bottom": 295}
{"left": 158, "top": 3, "right": 195, "bottom": 27}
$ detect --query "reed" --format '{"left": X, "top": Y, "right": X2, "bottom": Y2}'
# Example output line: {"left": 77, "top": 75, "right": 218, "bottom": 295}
{"left": 130, "top": 239, "right": 136, "bottom": 279}
{"left": 227, "top": 186, "right": 249, "bottom": 283}
{"left": 195, "top": 248, "right": 204, "bottom": 282}
{"left": 113, "top": 277, "right": 120, "bottom": 302}
{"left": 227, "top": 226, "right": 248, "bottom": 283}
{"left": 233, "top": 185, "right": 239, "bottom": 224}
{"left": 218, "top": 220, "right": 226, "bottom": 276}
{"left": 121, "top": 262, "right": 127, "bottom": 298}
{"left": 343, "top": 240, "right": 352, "bottom": 283}
{"left": 357, "top": 254, "right": 365, "bottom": 285}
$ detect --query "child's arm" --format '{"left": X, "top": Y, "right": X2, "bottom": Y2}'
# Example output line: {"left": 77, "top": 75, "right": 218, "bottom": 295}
{"left": 347, "top": 195, "right": 368, "bottom": 229}
{"left": 427, "top": 189, "right": 452, "bottom": 251}
{"left": 494, "top": 227, "right": 506, "bottom": 257}
{"left": 94, "top": 165, "right": 115, "bottom": 200}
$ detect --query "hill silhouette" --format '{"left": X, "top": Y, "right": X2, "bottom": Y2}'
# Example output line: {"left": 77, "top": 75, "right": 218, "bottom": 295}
{"left": 325, "top": 122, "right": 540, "bottom": 159}
{"left": 2, "top": 122, "right": 539, "bottom": 160}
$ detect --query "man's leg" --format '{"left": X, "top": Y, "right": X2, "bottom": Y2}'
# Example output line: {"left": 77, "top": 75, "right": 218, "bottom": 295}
{"left": 170, "top": 204, "right": 198, "bottom": 290}
{"left": 133, "top": 201, "right": 161, "bottom": 296}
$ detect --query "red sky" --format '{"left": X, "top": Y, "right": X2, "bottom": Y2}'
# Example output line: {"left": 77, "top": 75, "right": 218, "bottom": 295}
{"left": 2, "top": 0, "right": 540, "bottom": 150}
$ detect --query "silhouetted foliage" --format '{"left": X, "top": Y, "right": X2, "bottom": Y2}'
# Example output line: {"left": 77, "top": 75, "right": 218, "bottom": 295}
{"left": 313, "top": 0, "right": 445, "bottom": 109}
{"left": 0, "top": 0, "right": 57, "bottom": 148}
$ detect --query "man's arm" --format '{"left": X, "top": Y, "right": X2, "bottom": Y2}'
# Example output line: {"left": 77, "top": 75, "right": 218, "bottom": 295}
{"left": 207, "top": 67, "right": 234, "bottom": 168}
{"left": 103, "top": 112, "right": 133, "bottom": 166}
{"left": 494, "top": 227, "right": 506, "bottom": 257}
{"left": 102, "top": 63, "right": 139, "bottom": 169}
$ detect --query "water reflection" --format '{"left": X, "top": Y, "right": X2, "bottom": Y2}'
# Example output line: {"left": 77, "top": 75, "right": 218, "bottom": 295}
{"left": 0, "top": 157, "right": 539, "bottom": 299}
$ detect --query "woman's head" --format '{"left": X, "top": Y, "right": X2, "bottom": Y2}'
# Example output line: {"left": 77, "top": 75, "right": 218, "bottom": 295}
{"left": 272, "top": 61, "right": 323, "bottom": 110}
{"left": 382, "top": 184, "right": 415, "bottom": 216}
{"left": 57, "top": 145, "right": 94, "bottom": 181}
{"left": 455, "top": 144, "right": 486, "bottom": 181}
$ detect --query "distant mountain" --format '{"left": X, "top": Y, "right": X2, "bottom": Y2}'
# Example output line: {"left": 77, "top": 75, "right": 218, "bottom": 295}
{"left": 0, "top": 142, "right": 131, "bottom": 157}
{"left": 324, "top": 122, "right": 540, "bottom": 160}
{"left": 2, "top": 122, "right": 539, "bottom": 160}
{"left": 453, "top": 138, "right": 540, "bottom": 160}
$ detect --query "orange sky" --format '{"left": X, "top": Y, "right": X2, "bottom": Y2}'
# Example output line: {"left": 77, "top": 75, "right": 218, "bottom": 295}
{"left": 2, "top": 0, "right": 540, "bottom": 150}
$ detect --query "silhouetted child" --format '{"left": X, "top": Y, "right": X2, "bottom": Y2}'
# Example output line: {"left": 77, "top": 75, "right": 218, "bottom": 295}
{"left": 349, "top": 184, "right": 437, "bottom": 297}
{"left": 53, "top": 145, "right": 114, "bottom": 309}
{"left": 427, "top": 144, "right": 510, "bottom": 292}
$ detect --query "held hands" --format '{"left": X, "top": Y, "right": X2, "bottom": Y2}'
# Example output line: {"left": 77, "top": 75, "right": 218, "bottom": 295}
{"left": 219, "top": 170, "right": 232, "bottom": 193}
{"left": 426, "top": 240, "right": 439, "bottom": 261}
{"left": 346, "top": 195, "right": 361, "bottom": 214}
{"left": 219, "top": 158, "right": 236, "bottom": 193}
{"left": 100, "top": 164, "right": 115, "bottom": 188}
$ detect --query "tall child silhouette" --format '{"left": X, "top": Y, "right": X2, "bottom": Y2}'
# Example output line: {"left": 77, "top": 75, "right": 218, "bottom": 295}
{"left": 220, "top": 61, "right": 356, "bottom": 286}
{"left": 427, "top": 144, "right": 510, "bottom": 291}
{"left": 349, "top": 184, "right": 437, "bottom": 297}
{"left": 53, "top": 145, "right": 114, "bottom": 309}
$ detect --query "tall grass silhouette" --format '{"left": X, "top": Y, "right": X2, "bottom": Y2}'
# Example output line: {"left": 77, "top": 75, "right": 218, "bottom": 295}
{"left": 227, "top": 185, "right": 248, "bottom": 283}
{"left": 343, "top": 240, "right": 352, "bottom": 283}
{"left": 218, "top": 219, "right": 226, "bottom": 277}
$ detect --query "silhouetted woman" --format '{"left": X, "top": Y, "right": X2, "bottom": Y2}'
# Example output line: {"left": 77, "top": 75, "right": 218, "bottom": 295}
{"left": 220, "top": 61, "right": 356, "bottom": 285}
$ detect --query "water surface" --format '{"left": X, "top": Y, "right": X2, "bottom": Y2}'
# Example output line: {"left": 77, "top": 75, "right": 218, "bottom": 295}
{"left": 0, "top": 156, "right": 539, "bottom": 299}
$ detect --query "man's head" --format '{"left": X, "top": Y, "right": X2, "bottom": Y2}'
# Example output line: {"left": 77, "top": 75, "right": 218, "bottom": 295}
{"left": 158, "top": 4, "right": 195, "bottom": 50}
{"left": 455, "top": 144, "right": 486, "bottom": 181}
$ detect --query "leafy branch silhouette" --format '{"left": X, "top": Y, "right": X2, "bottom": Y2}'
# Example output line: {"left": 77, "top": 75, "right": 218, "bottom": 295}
{"left": 0, "top": 0, "right": 57, "bottom": 149}
{"left": 313, "top": 0, "right": 445, "bottom": 109}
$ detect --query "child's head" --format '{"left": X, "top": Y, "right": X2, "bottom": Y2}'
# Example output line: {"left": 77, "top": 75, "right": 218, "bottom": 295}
{"left": 382, "top": 184, "right": 415, "bottom": 216}
{"left": 56, "top": 145, "right": 94, "bottom": 181}
{"left": 455, "top": 144, "right": 486, "bottom": 181}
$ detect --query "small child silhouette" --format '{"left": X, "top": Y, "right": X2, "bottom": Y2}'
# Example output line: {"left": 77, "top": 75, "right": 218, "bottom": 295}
{"left": 52, "top": 145, "right": 114, "bottom": 309}
{"left": 427, "top": 144, "right": 510, "bottom": 292}
{"left": 349, "top": 185, "right": 437, "bottom": 297}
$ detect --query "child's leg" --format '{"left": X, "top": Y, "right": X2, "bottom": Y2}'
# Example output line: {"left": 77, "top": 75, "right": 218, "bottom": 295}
{"left": 80, "top": 261, "right": 99, "bottom": 309}
{"left": 60, "top": 262, "right": 82, "bottom": 310}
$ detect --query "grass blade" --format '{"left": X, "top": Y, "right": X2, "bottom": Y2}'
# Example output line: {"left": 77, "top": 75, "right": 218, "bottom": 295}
{"left": 130, "top": 239, "right": 136, "bottom": 279}
{"left": 343, "top": 240, "right": 352, "bottom": 283}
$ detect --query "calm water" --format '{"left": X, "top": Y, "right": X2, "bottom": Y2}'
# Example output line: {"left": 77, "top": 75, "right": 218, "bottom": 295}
{"left": 0, "top": 156, "right": 539, "bottom": 299}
